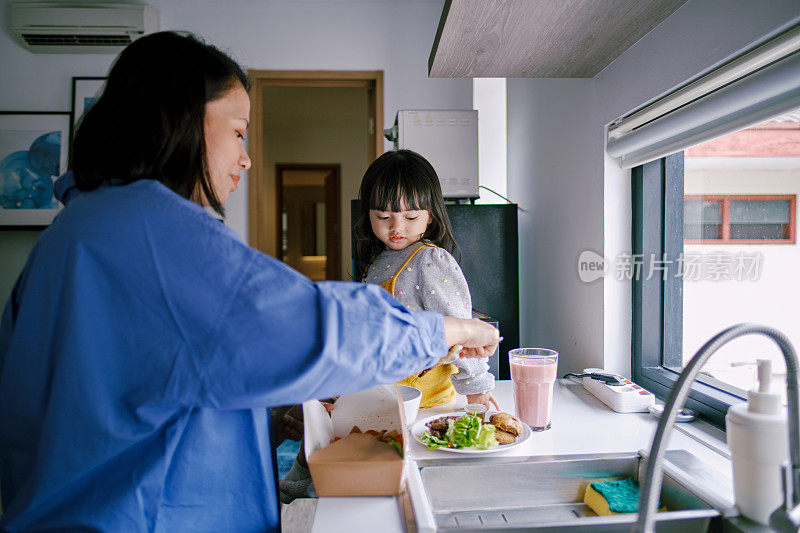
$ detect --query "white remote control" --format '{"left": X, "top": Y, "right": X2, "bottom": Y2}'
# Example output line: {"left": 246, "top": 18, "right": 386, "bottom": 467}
{"left": 581, "top": 368, "right": 656, "bottom": 413}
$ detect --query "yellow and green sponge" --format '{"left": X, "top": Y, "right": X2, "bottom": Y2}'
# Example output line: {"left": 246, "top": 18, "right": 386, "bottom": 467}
{"left": 584, "top": 478, "right": 666, "bottom": 516}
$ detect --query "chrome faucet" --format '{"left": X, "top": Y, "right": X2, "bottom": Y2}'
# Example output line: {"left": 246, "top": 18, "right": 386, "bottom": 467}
{"left": 634, "top": 323, "right": 799, "bottom": 533}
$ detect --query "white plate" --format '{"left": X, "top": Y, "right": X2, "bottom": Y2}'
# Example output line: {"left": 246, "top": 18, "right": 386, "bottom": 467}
{"left": 411, "top": 412, "right": 533, "bottom": 454}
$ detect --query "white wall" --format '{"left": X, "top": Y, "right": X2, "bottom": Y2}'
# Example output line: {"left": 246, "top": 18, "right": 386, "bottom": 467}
{"left": 507, "top": 0, "right": 800, "bottom": 376}
{"left": 0, "top": 0, "right": 470, "bottom": 307}
{"left": 473, "top": 78, "right": 507, "bottom": 204}
{"left": 507, "top": 79, "right": 602, "bottom": 375}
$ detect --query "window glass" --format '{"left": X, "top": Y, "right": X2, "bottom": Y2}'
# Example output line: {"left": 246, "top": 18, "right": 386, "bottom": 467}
{"left": 729, "top": 199, "right": 790, "bottom": 240}
{"left": 681, "top": 110, "right": 800, "bottom": 395}
{"left": 684, "top": 199, "right": 721, "bottom": 240}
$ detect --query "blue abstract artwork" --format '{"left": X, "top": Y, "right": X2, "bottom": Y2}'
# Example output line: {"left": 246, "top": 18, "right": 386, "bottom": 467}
{"left": 83, "top": 96, "right": 98, "bottom": 113}
{"left": 0, "top": 130, "right": 60, "bottom": 210}
{"left": 72, "top": 78, "right": 106, "bottom": 132}
{"left": 0, "top": 112, "right": 68, "bottom": 226}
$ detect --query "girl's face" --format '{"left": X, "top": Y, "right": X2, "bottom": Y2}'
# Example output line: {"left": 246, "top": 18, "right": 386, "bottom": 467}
{"left": 203, "top": 84, "right": 251, "bottom": 205}
{"left": 369, "top": 199, "right": 431, "bottom": 250}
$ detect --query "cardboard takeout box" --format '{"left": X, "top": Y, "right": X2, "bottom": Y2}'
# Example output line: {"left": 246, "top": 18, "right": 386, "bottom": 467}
{"left": 303, "top": 385, "right": 409, "bottom": 497}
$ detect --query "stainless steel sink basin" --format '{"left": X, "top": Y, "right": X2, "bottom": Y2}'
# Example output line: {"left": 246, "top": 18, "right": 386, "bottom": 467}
{"left": 406, "top": 450, "right": 731, "bottom": 532}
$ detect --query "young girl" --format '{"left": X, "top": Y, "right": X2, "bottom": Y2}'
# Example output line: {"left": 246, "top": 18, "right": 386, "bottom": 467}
{"left": 354, "top": 149, "right": 498, "bottom": 410}
{"left": 279, "top": 151, "right": 498, "bottom": 502}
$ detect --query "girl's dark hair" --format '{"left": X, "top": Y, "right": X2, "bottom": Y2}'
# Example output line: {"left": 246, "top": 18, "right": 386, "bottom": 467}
{"left": 70, "top": 31, "right": 250, "bottom": 217}
{"left": 353, "top": 149, "right": 459, "bottom": 280}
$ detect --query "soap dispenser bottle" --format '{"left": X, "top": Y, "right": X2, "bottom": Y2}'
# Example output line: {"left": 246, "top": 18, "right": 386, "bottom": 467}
{"left": 726, "top": 359, "right": 789, "bottom": 524}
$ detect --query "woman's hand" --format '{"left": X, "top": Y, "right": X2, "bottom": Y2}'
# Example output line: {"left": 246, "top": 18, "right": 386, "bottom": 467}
{"left": 443, "top": 317, "right": 500, "bottom": 358}
{"left": 466, "top": 391, "right": 500, "bottom": 411}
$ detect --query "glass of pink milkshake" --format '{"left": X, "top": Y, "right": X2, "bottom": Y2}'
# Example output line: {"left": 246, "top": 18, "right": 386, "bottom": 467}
{"left": 509, "top": 348, "right": 558, "bottom": 431}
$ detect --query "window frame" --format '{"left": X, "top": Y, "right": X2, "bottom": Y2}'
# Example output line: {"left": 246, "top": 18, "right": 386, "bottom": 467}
{"left": 684, "top": 193, "right": 796, "bottom": 245}
{"left": 631, "top": 153, "right": 746, "bottom": 427}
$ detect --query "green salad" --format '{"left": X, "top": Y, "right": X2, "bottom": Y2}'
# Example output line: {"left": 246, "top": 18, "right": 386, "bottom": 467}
{"left": 419, "top": 413, "right": 499, "bottom": 450}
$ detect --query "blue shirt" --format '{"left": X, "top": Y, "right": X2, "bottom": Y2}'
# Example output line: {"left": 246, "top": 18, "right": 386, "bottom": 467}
{"left": 0, "top": 174, "right": 445, "bottom": 532}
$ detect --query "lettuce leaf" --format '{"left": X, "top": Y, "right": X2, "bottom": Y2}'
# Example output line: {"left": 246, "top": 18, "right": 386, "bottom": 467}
{"left": 420, "top": 414, "right": 498, "bottom": 450}
{"left": 445, "top": 414, "right": 481, "bottom": 447}
{"left": 389, "top": 440, "right": 404, "bottom": 457}
{"left": 419, "top": 433, "right": 449, "bottom": 449}
{"left": 474, "top": 423, "right": 498, "bottom": 449}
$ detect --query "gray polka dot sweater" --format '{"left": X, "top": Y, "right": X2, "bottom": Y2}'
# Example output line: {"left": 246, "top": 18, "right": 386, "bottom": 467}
{"left": 366, "top": 242, "right": 495, "bottom": 396}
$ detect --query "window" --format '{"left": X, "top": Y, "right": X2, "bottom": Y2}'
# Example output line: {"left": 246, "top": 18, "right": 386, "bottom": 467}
{"left": 684, "top": 195, "right": 796, "bottom": 244}
{"left": 617, "top": 24, "right": 800, "bottom": 424}
{"left": 633, "top": 112, "right": 800, "bottom": 424}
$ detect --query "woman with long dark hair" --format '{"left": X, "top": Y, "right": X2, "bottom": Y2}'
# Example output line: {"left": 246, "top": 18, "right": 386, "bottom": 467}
{"left": 0, "top": 32, "right": 499, "bottom": 532}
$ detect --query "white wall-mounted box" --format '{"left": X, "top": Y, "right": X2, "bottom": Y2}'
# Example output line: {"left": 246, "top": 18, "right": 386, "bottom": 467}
{"left": 392, "top": 110, "right": 479, "bottom": 199}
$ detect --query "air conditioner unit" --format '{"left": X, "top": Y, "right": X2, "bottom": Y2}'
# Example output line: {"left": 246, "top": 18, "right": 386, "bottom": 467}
{"left": 11, "top": 3, "right": 159, "bottom": 54}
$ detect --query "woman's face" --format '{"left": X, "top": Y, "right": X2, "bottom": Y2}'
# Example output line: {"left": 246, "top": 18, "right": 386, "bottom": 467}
{"left": 204, "top": 84, "right": 251, "bottom": 205}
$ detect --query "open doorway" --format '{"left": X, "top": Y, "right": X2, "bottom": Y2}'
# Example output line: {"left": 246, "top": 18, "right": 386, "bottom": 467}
{"left": 276, "top": 164, "right": 340, "bottom": 281}
{"left": 247, "top": 70, "right": 383, "bottom": 280}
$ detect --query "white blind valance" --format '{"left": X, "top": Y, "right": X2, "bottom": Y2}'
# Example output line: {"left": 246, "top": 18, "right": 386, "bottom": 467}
{"left": 607, "top": 24, "right": 800, "bottom": 169}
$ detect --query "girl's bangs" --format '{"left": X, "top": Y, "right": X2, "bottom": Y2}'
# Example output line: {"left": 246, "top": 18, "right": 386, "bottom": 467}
{"left": 368, "top": 173, "right": 429, "bottom": 212}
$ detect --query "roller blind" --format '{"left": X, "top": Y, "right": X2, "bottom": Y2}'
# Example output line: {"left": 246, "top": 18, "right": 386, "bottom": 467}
{"left": 607, "top": 24, "right": 800, "bottom": 169}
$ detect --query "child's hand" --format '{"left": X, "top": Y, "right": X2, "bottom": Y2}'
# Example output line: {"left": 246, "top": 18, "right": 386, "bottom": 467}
{"left": 275, "top": 412, "right": 304, "bottom": 443}
{"left": 466, "top": 392, "right": 500, "bottom": 411}
{"left": 273, "top": 402, "right": 334, "bottom": 444}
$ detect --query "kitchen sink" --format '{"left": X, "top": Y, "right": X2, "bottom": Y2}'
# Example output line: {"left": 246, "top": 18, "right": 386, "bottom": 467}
{"left": 405, "top": 450, "right": 734, "bottom": 532}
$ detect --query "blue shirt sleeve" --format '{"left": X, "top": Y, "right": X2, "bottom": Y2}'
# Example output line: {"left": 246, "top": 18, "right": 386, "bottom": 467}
{"left": 129, "top": 186, "right": 446, "bottom": 409}
{"left": 184, "top": 252, "right": 447, "bottom": 409}
{"left": 124, "top": 197, "right": 447, "bottom": 409}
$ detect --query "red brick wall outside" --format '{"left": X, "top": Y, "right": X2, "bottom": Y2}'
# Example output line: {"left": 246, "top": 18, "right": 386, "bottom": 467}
{"left": 686, "top": 123, "right": 800, "bottom": 157}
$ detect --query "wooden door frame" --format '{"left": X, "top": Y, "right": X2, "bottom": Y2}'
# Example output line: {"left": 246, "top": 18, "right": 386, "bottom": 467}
{"left": 246, "top": 70, "right": 384, "bottom": 262}
{"left": 275, "top": 163, "right": 341, "bottom": 281}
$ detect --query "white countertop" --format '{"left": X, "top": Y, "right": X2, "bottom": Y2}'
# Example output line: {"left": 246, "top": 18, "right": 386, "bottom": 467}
{"left": 309, "top": 379, "right": 734, "bottom": 532}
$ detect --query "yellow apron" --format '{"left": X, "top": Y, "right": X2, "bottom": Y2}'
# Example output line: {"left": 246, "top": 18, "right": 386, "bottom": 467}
{"left": 376, "top": 243, "right": 457, "bottom": 408}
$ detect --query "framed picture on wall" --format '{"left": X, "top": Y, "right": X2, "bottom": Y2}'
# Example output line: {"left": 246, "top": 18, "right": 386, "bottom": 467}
{"left": 0, "top": 111, "right": 70, "bottom": 226}
{"left": 71, "top": 76, "right": 106, "bottom": 136}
